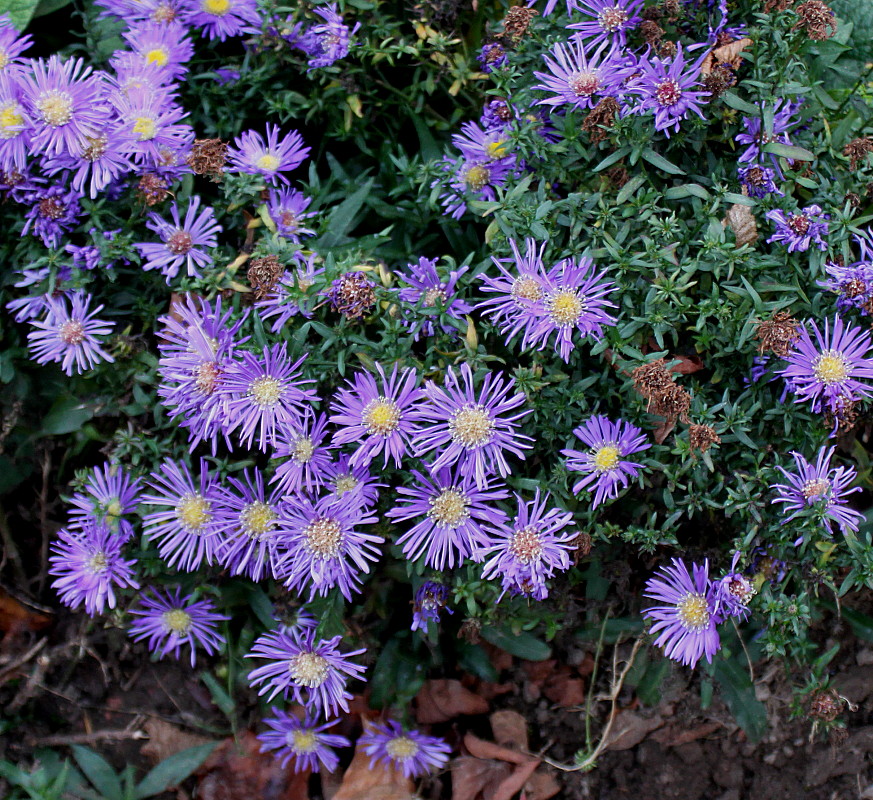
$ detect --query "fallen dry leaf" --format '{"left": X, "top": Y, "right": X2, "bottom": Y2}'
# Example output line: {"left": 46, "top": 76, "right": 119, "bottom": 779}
{"left": 723, "top": 203, "right": 759, "bottom": 247}
{"left": 521, "top": 659, "right": 557, "bottom": 685}
{"left": 451, "top": 757, "right": 513, "bottom": 800}
{"left": 490, "top": 710, "right": 528, "bottom": 752}
{"left": 333, "top": 737, "right": 415, "bottom": 800}
{"left": 416, "top": 679, "right": 489, "bottom": 724}
{"left": 482, "top": 643, "right": 513, "bottom": 673}
{"left": 0, "top": 587, "right": 52, "bottom": 634}
{"left": 701, "top": 36, "right": 752, "bottom": 74}
{"left": 491, "top": 758, "right": 541, "bottom": 800}
{"left": 475, "top": 681, "right": 514, "bottom": 701}
{"left": 668, "top": 355, "right": 704, "bottom": 375}
{"left": 523, "top": 768, "right": 562, "bottom": 800}
{"left": 652, "top": 417, "right": 677, "bottom": 445}
{"left": 196, "top": 731, "right": 309, "bottom": 800}
{"left": 603, "top": 711, "right": 665, "bottom": 752}
{"left": 464, "top": 732, "right": 530, "bottom": 765}
{"left": 140, "top": 719, "right": 213, "bottom": 763}
{"left": 650, "top": 720, "right": 722, "bottom": 747}
{"left": 542, "top": 670, "right": 586, "bottom": 708}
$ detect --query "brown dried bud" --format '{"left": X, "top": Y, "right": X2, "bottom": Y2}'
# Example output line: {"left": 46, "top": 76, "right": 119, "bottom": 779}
{"left": 573, "top": 532, "right": 592, "bottom": 564}
{"left": 660, "top": 0, "right": 682, "bottom": 19}
{"left": 702, "top": 62, "right": 737, "bottom": 98}
{"left": 846, "top": 192, "right": 862, "bottom": 209}
{"left": 186, "top": 138, "right": 228, "bottom": 177}
{"left": 689, "top": 424, "right": 721, "bottom": 453}
{"left": 843, "top": 137, "right": 873, "bottom": 171}
{"left": 458, "top": 618, "right": 482, "bottom": 644}
{"left": 501, "top": 5, "right": 538, "bottom": 45}
{"left": 824, "top": 395, "right": 858, "bottom": 434}
{"left": 642, "top": 5, "right": 663, "bottom": 20}
{"left": 754, "top": 311, "right": 801, "bottom": 358}
{"left": 656, "top": 40, "right": 677, "bottom": 59}
{"left": 329, "top": 272, "right": 377, "bottom": 320}
{"left": 793, "top": 0, "right": 837, "bottom": 40}
{"left": 653, "top": 383, "right": 692, "bottom": 422}
{"left": 135, "top": 173, "right": 170, "bottom": 206}
{"left": 582, "top": 96, "right": 620, "bottom": 143}
{"left": 632, "top": 359, "right": 674, "bottom": 400}
{"left": 605, "top": 166, "right": 629, "bottom": 188}
{"left": 764, "top": 0, "right": 793, "bottom": 10}
{"left": 247, "top": 255, "right": 284, "bottom": 300}
{"left": 640, "top": 19, "right": 664, "bottom": 46}
{"left": 809, "top": 689, "right": 842, "bottom": 722}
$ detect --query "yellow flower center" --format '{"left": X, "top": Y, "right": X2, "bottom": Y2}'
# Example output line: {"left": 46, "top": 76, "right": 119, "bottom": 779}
{"left": 813, "top": 350, "right": 848, "bottom": 384}
{"left": 105, "top": 498, "right": 123, "bottom": 520}
{"left": 593, "top": 445, "right": 620, "bottom": 472}
{"left": 363, "top": 397, "right": 401, "bottom": 436}
{"left": 145, "top": 47, "right": 169, "bottom": 67}
{"left": 449, "top": 404, "right": 494, "bottom": 448}
{"left": 546, "top": 290, "right": 584, "bottom": 326}
{"left": 256, "top": 153, "right": 280, "bottom": 172}
{"left": 802, "top": 478, "right": 831, "bottom": 501}
{"left": 0, "top": 104, "right": 23, "bottom": 139}
{"left": 508, "top": 525, "right": 543, "bottom": 564}
{"left": 161, "top": 608, "right": 192, "bottom": 634}
{"left": 86, "top": 551, "right": 108, "bottom": 574}
{"left": 464, "top": 164, "right": 490, "bottom": 191}
{"left": 36, "top": 91, "right": 73, "bottom": 127}
{"left": 0, "top": 49, "right": 8, "bottom": 69}
{"left": 249, "top": 376, "right": 283, "bottom": 406}
{"left": 334, "top": 474, "right": 359, "bottom": 495}
{"left": 240, "top": 501, "right": 277, "bottom": 538}
{"left": 512, "top": 276, "right": 543, "bottom": 302}
{"left": 133, "top": 116, "right": 157, "bottom": 140}
{"left": 676, "top": 592, "right": 710, "bottom": 632}
{"left": 291, "top": 730, "right": 319, "bottom": 753}
{"left": 291, "top": 437, "right": 315, "bottom": 463}
{"left": 289, "top": 651, "right": 329, "bottom": 687}
{"left": 385, "top": 736, "right": 420, "bottom": 761}
{"left": 428, "top": 488, "right": 470, "bottom": 527}
{"left": 486, "top": 139, "right": 509, "bottom": 159}
{"left": 202, "top": 0, "right": 231, "bottom": 14}
{"left": 176, "top": 493, "right": 212, "bottom": 533}
{"left": 303, "top": 517, "right": 343, "bottom": 557}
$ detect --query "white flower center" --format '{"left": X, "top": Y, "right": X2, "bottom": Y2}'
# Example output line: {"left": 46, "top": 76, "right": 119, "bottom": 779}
{"left": 508, "top": 525, "right": 543, "bottom": 564}
{"left": 449, "top": 404, "right": 494, "bottom": 448}
{"left": 428, "top": 487, "right": 470, "bottom": 527}
{"left": 289, "top": 651, "right": 329, "bottom": 687}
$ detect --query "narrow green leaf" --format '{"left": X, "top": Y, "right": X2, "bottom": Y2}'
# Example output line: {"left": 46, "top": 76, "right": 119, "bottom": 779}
{"left": 0, "top": 0, "right": 39, "bottom": 29}
{"left": 71, "top": 746, "right": 123, "bottom": 800}
{"left": 762, "top": 142, "right": 816, "bottom": 161}
{"left": 713, "top": 659, "right": 767, "bottom": 742}
{"left": 316, "top": 179, "right": 374, "bottom": 248}
{"left": 481, "top": 625, "right": 551, "bottom": 661}
{"left": 723, "top": 192, "right": 756, "bottom": 207}
{"left": 41, "top": 396, "right": 96, "bottom": 435}
{"left": 134, "top": 744, "right": 217, "bottom": 799}
{"left": 641, "top": 149, "right": 686, "bottom": 175}
{"left": 199, "top": 671, "right": 235, "bottom": 717}
{"left": 615, "top": 175, "right": 646, "bottom": 205}
{"left": 722, "top": 92, "right": 760, "bottom": 116}
{"left": 593, "top": 147, "right": 630, "bottom": 173}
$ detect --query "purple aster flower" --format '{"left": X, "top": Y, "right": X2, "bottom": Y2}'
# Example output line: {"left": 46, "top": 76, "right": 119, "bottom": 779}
{"left": 213, "top": 468, "right": 284, "bottom": 581}
{"left": 481, "top": 98, "right": 514, "bottom": 131}
{"left": 276, "top": 493, "right": 382, "bottom": 601}
{"left": 294, "top": 3, "right": 360, "bottom": 70}
{"left": 567, "top": 0, "right": 643, "bottom": 47}
{"left": 642, "top": 558, "right": 721, "bottom": 668}
{"left": 736, "top": 98, "right": 803, "bottom": 173}
{"left": 271, "top": 412, "right": 334, "bottom": 495}
{"left": 0, "top": 75, "right": 31, "bottom": 174}
{"left": 184, "top": 0, "right": 261, "bottom": 41}
{"left": 256, "top": 252, "right": 325, "bottom": 331}
{"left": 479, "top": 490, "right": 577, "bottom": 600}
{"left": 520, "top": 255, "right": 617, "bottom": 362}
{"left": 824, "top": 256, "right": 873, "bottom": 316}
{"left": 772, "top": 446, "right": 863, "bottom": 538}
{"left": 386, "top": 467, "right": 509, "bottom": 570}
{"left": 42, "top": 126, "right": 136, "bottom": 200}
{"left": 0, "top": 15, "right": 32, "bottom": 77}
{"left": 452, "top": 121, "right": 515, "bottom": 168}
{"left": 128, "top": 588, "right": 228, "bottom": 666}
{"left": 258, "top": 712, "right": 349, "bottom": 773}
{"left": 141, "top": 459, "right": 223, "bottom": 571}
{"left": 322, "top": 453, "right": 385, "bottom": 510}
{"left": 533, "top": 39, "right": 630, "bottom": 111}
{"left": 68, "top": 462, "right": 142, "bottom": 540}
{"left": 765, "top": 204, "right": 829, "bottom": 253}
{"left": 411, "top": 581, "right": 452, "bottom": 632}
{"left": 120, "top": 21, "right": 194, "bottom": 83}
{"left": 267, "top": 187, "right": 315, "bottom": 241}
{"left": 66, "top": 243, "right": 101, "bottom": 271}
{"left": 395, "top": 257, "right": 473, "bottom": 341}
{"left": 360, "top": 720, "right": 451, "bottom": 779}
{"left": 711, "top": 553, "right": 755, "bottom": 622}
{"left": 111, "top": 86, "right": 193, "bottom": 169}
{"left": 49, "top": 520, "right": 140, "bottom": 616}
{"left": 626, "top": 44, "right": 709, "bottom": 137}
{"left": 777, "top": 316, "right": 873, "bottom": 415}
{"left": 561, "top": 416, "right": 649, "bottom": 508}
{"left": 413, "top": 362, "right": 533, "bottom": 489}
{"left": 20, "top": 56, "right": 109, "bottom": 158}
{"left": 478, "top": 42, "right": 507, "bottom": 73}
{"left": 220, "top": 343, "right": 318, "bottom": 452}
{"left": 227, "top": 124, "right": 309, "bottom": 185}
{"left": 434, "top": 154, "right": 515, "bottom": 220}
{"left": 27, "top": 291, "right": 114, "bottom": 376}
{"left": 21, "top": 185, "right": 84, "bottom": 248}
{"left": 329, "top": 362, "right": 424, "bottom": 468}
{"left": 246, "top": 628, "right": 367, "bottom": 717}
{"left": 213, "top": 67, "right": 240, "bottom": 85}
{"left": 326, "top": 271, "right": 377, "bottom": 319}
{"left": 737, "top": 165, "right": 783, "bottom": 199}
{"left": 136, "top": 196, "right": 222, "bottom": 283}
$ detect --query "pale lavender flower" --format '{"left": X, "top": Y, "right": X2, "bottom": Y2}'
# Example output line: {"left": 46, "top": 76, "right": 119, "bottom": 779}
{"left": 0, "top": 75, "right": 31, "bottom": 174}
{"left": 271, "top": 412, "right": 333, "bottom": 495}
{"left": 109, "top": 86, "right": 193, "bottom": 168}
{"left": 395, "top": 257, "right": 473, "bottom": 341}
{"left": 434, "top": 154, "right": 515, "bottom": 220}
{"left": 360, "top": 720, "right": 451, "bottom": 779}
{"left": 227, "top": 124, "right": 309, "bottom": 185}
{"left": 561, "top": 416, "right": 649, "bottom": 508}
{"left": 42, "top": 126, "right": 136, "bottom": 200}
{"left": 322, "top": 454, "right": 385, "bottom": 510}
{"left": 643, "top": 558, "right": 721, "bottom": 668}
{"left": 128, "top": 587, "right": 228, "bottom": 666}
{"left": 184, "top": 0, "right": 261, "bottom": 41}
{"left": 567, "top": 0, "right": 643, "bottom": 47}
{"left": 267, "top": 187, "right": 315, "bottom": 241}
{"left": 258, "top": 712, "right": 349, "bottom": 772}
{"left": 0, "top": 15, "right": 33, "bottom": 77}
{"left": 765, "top": 204, "right": 829, "bottom": 252}
{"left": 736, "top": 98, "right": 803, "bottom": 173}
{"left": 68, "top": 462, "right": 142, "bottom": 540}
{"left": 120, "top": 21, "right": 194, "bottom": 82}
{"left": 824, "top": 257, "right": 873, "bottom": 316}
{"left": 533, "top": 39, "right": 630, "bottom": 111}
{"left": 452, "top": 121, "right": 513, "bottom": 163}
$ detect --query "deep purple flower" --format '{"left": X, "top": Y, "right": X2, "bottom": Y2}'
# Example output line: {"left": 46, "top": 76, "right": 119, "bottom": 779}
{"left": 49, "top": 520, "right": 139, "bottom": 616}
{"left": 128, "top": 588, "right": 228, "bottom": 666}
{"left": 434, "top": 154, "right": 516, "bottom": 220}
{"left": 246, "top": 628, "right": 367, "bottom": 717}
{"left": 386, "top": 467, "right": 509, "bottom": 570}
{"left": 567, "top": 0, "right": 643, "bottom": 47}
{"left": 124, "top": 21, "right": 193, "bottom": 79}
{"left": 480, "top": 98, "right": 514, "bottom": 131}
{"left": 479, "top": 490, "right": 577, "bottom": 601}
{"left": 68, "top": 462, "right": 142, "bottom": 540}
{"left": 478, "top": 42, "right": 507, "bottom": 73}
{"left": 276, "top": 493, "right": 382, "bottom": 601}
{"left": 413, "top": 363, "right": 533, "bottom": 488}
{"left": 533, "top": 39, "right": 630, "bottom": 111}
{"left": 184, "top": 0, "right": 261, "bottom": 41}
{"left": 271, "top": 412, "right": 334, "bottom": 495}
{"left": 642, "top": 558, "right": 721, "bottom": 668}
{"left": 411, "top": 581, "right": 452, "bottom": 632}
{"left": 27, "top": 291, "right": 114, "bottom": 376}
{"left": 626, "top": 44, "right": 709, "bottom": 136}
{"left": 824, "top": 245, "right": 873, "bottom": 316}
{"left": 227, "top": 124, "right": 309, "bottom": 185}
{"left": 736, "top": 98, "right": 803, "bottom": 173}
{"left": 395, "top": 257, "right": 473, "bottom": 340}
{"left": 562, "top": 416, "right": 649, "bottom": 508}
{"left": 141, "top": 459, "right": 223, "bottom": 571}
{"left": 711, "top": 553, "right": 755, "bottom": 622}
{"left": 765, "top": 204, "right": 829, "bottom": 253}
{"left": 258, "top": 712, "right": 349, "bottom": 772}
{"left": 22, "top": 185, "right": 84, "bottom": 248}
{"left": 777, "top": 316, "right": 873, "bottom": 415}
{"left": 737, "top": 165, "right": 783, "bottom": 199}
{"left": 330, "top": 363, "right": 424, "bottom": 468}
{"left": 214, "top": 67, "right": 240, "bottom": 85}
{"left": 772, "top": 446, "right": 863, "bottom": 537}
{"left": 220, "top": 344, "right": 318, "bottom": 452}
{"left": 136, "top": 196, "right": 221, "bottom": 282}
{"left": 322, "top": 454, "right": 385, "bottom": 510}
{"left": 360, "top": 720, "right": 451, "bottom": 779}
{"left": 294, "top": 3, "right": 360, "bottom": 69}
{"left": 267, "top": 187, "right": 315, "bottom": 241}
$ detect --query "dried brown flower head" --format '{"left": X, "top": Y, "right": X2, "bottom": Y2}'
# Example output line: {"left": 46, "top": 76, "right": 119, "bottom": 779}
{"left": 754, "top": 311, "right": 801, "bottom": 358}
{"left": 764, "top": 0, "right": 793, "bottom": 10}
{"left": 809, "top": 689, "right": 842, "bottom": 722}
{"left": 793, "top": 0, "right": 837, "bottom": 40}
{"left": 702, "top": 62, "right": 737, "bottom": 98}
{"left": 605, "top": 165, "right": 629, "bottom": 188}
{"left": 659, "top": 0, "right": 682, "bottom": 19}
{"left": 572, "top": 532, "right": 593, "bottom": 565}
{"left": 656, "top": 39, "right": 677, "bottom": 59}
{"left": 640, "top": 19, "right": 665, "bottom": 47}
{"left": 632, "top": 360, "right": 692, "bottom": 422}
{"left": 247, "top": 255, "right": 284, "bottom": 300}
{"left": 135, "top": 173, "right": 170, "bottom": 206}
{"left": 582, "top": 96, "right": 620, "bottom": 143}
{"left": 654, "top": 383, "right": 692, "bottom": 421}
{"left": 632, "top": 359, "right": 674, "bottom": 399}
{"left": 458, "top": 617, "right": 482, "bottom": 644}
{"left": 824, "top": 394, "right": 858, "bottom": 434}
{"left": 186, "top": 138, "right": 228, "bottom": 177}
{"left": 329, "top": 272, "right": 377, "bottom": 320}
{"left": 501, "top": 5, "right": 538, "bottom": 44}
{"left": 843, "top": 137, "right": 873, "bottom": 171}
{"left": 689, "top": 424, "right": 721, "bottom": 453}
{"left": 642, "top": 5, "right": 663, "bottom": 20}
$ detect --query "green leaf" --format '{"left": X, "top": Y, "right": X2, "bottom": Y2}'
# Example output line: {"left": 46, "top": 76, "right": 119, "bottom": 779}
{"left": 480, "top": 625, "right": 551, "bottom": 661}
{"left": 0, "top": 0, "right": 39, "bottom": 29}
{"left": 712, "top": 659, "right": 767, "bottom": 742}
{"left": 457, "top": 642, "right": 499, "bottom": 682}
{"left": 71, "top": 746, "right": 123, "bottom": 800}
{"left": 41, "top": 396, "right": 96, "bottom": 435}
{"left": 315, "top": 179, "right": 374, "bottom": 248}
{"left": 615, "top": 175, "right": 646, "bottom": 205}
{"left": 721, "top": 92, "right": 760, "bottom": 116}
{"left": 641, "top": 149, "right": 685, "bottom": 175}
{"left": 593, "top": 147, "right": 631, "bottom": 173}
{"left": 199, "top": 671, "right": 235, "bottom": 717}
{"left": 411, "top": 115, "right": 440, "bottom": 163}
{"left": 134, "top": 744, "right": 217, "bottom": 799}
{"left": 762, "top": 142, "right": 816, "bottom": 161}
{"left": 31, "top": 0, "right": 71, "bottom": 17}
{"left": 369, "top": 638, "right": 426, "bottom": 709}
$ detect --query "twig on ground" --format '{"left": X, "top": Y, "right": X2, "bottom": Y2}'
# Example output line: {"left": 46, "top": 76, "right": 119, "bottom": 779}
{"left": 0, "top": 637, "right": 47, "bottom": 686}
{"left": 30, "top": 724, "right": 148, "bottom": 748}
